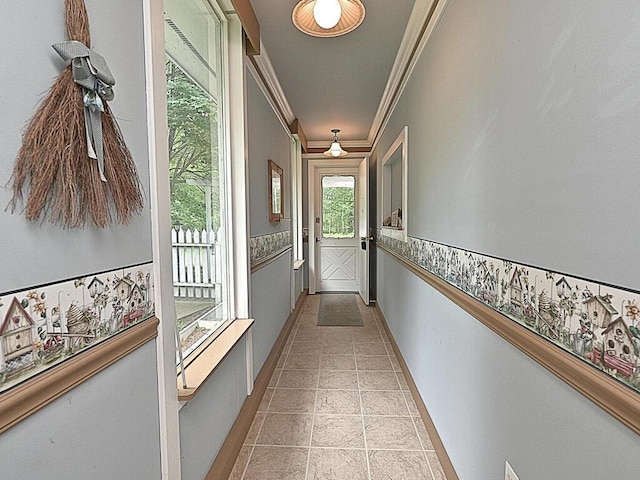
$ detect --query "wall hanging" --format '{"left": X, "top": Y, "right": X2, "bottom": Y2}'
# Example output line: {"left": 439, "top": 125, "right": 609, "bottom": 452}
{"left": 10, "top": 0, "right": 143, "bottom": 228}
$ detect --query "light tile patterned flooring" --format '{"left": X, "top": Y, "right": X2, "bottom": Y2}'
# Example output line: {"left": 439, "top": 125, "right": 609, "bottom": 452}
{"left": 229, "top": 294, "right": 447, "bottom": 480}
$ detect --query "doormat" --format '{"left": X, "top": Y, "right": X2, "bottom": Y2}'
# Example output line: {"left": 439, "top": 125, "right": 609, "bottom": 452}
{"left": 317, "top": 294, "right": 364, "bottom": 327}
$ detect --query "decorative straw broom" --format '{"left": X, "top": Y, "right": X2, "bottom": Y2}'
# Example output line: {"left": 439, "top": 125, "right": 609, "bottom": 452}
{"left": 10, "top": 0, "right": 143, "bottom": 228}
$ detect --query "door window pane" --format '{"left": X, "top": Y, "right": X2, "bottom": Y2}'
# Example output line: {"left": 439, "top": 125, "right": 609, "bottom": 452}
{"left": 322, "top": 176, "right": 355, "bottom": 238}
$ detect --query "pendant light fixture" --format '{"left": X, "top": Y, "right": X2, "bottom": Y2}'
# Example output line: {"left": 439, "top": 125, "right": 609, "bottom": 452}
{"left": 293, "top": 0, "right": 366, "bottom": 38}
{"left": 324, "top": 129, "right": 348, "bottom": 157}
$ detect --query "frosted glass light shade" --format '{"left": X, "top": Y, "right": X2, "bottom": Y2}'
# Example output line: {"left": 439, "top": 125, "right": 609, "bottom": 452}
{"left": 313, "top": 0, "right": 341, "bottom": 29}
{"left": 324, "top": 141, "right": 348, "bottom": 157}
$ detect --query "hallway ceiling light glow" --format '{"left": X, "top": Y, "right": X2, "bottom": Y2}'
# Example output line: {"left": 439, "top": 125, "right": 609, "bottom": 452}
{"left": 314, "top": 0, "right": 342, "bottom": 29}
{"left": 324, "top": 129, "right": 349, "bottom": 157}
{"left": 292, "top": 0, "right": 366, "bottom": 38}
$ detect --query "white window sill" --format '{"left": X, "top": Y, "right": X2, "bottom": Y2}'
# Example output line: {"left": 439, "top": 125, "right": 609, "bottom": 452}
{"left": 380, "top": 226, "right": 407, "bottom": 242}
{"left": 177, "top": 318, "right": 253, "bottom": 401}
{"left": 293, "top": 259, "right": 305, "bottom": 270}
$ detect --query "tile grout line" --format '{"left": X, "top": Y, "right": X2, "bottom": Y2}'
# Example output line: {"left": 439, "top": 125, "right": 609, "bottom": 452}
{"left": 355, "top": 339, "right": 373, "bottom": 480}
{"left": 303, "top": 317, "right": 322, "bottom": 480}
{"left": 386, "top": 316, "right": 440, "bottom": 480}
{"left": 241, "top": 311, "right": 298, "bottom": 480}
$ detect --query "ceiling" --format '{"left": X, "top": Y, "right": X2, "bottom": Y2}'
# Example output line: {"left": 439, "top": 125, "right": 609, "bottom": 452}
{"left": 248, "top": 0, "right": 417, "bottom": 148}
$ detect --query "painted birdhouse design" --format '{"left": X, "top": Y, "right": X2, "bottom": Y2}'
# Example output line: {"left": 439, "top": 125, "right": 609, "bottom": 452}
{"left": 601, "top": 317, "right": 635, "bottom": 377}
{"left": 1, "top": 298, "right": 36, "bottom": 365}
{"left": 122, "top": 284, "right": 146, "bottom": 328}
{"left": 583, "top": 295, "right": 617, "bottom": 329}
{"left": 555, "top": 276, "right": 571, "bottom": 298}
{"left": 87, "top": 276, "right": 105, "bottom": 298}
{"left": 114, "top": 277, "right": 135, "bottom": 302}
{"left": 510, "top": 268, "right": 524, "bottom": 308}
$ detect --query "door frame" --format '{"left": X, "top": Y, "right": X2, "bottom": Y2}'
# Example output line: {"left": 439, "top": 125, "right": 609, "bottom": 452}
{"left": 315, "top": 167, "right": 360, "bottom": 293}
{"left": 308, "top": 157, "right": 368, "bottom": 295}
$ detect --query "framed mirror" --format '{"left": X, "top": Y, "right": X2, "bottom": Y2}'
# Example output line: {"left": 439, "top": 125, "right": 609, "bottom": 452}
{"left": 268, "top": 159, "right": 284, "bottom": 222}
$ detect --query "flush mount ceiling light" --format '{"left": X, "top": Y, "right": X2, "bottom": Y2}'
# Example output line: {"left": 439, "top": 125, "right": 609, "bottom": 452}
{"left": 293, "top": 0, "right": 366, "bottom": 38}
{"left": 324, "top": 129, "right": 349, "bottom": 157}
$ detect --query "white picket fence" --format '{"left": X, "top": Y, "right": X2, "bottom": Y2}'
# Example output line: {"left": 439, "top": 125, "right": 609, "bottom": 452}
{"left": 171, "top": 227, "right": 222, "bottom": 299}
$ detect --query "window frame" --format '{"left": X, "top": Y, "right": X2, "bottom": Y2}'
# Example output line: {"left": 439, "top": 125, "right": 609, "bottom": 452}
{"left": 155, "top": 0, "right": 250, "bottom": 398}
{"left": 380, "top": 126, "right": 408, "bottom": 242}
{"left": 164, "top": 0, "right": 236, "bottom": 372}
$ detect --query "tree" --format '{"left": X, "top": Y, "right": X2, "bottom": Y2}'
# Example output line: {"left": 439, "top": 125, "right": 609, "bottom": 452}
{"left": 322, "top": 186, "right": 355, "bottom": 237}
{"left": 166, "top": 59, "right": 220, "bottom": 231}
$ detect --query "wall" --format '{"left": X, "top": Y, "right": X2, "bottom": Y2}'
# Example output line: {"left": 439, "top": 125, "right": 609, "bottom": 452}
{"left": 246, "top": 69, "right": 294, "bottom": 377}
{"left": 178, "top": 341, "right": 248, "bottom": 480}
{"left": 0, "top": 1, "right": 161, "bottom": 478}
{"left": 375, "top": 0, "right": 640, "bottom": 478}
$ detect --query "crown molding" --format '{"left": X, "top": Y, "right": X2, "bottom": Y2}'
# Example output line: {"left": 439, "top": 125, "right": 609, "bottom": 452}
{"left": 368, "top": 0, "right": 449, "bottom": 150}
{"left": 247, "top": 0, "right": 450, "bottom": 150}
{"left": 248, "top": 41, "right": 295, "bottom": 125}
{"left": 245, "top": 44, "right": 296, "bottom": 138}
{"left": 307, "top": 139, "right": 371, "bottom": 150}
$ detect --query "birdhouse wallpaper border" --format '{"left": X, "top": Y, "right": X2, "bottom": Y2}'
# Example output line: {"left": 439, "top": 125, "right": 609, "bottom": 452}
{"left": 0, "top": 263, "right": 155, "bottom": 394}
{"left": 377, "top": 231, "right": 640, "bottom": 395}
{"left": 250, "top": 231, "right": 292, "bottom": 267}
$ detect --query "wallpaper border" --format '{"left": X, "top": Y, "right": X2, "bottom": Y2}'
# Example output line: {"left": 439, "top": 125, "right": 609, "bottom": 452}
{"left": 250, "top": 231, "right": 292, "bottom": 270}
{"left": 377, "top": 234, "right": 640, "bottom": 434}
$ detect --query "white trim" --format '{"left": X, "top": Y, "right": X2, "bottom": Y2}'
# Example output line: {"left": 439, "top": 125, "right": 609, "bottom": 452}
{"left": 245, "top": 327, "right": 254, "bottom": 394}
{"left": 238, "top": 0, "right": 450, "bottom": 158}
{"left": 368, "top": 0, "right": 437, "bottom": 146}
{"left": 307, "top": 139, "right": 371, "bottom": 150}
{"left": 293, "top": 139, "right": 304, "bottom": 262}
{"left": 380, "top": 126, "right": 408, "bottom": 243}
{"left": 143, "top": 0, "right": 181, "bottom": 477}
{"left": 246, "top": 44, "right": 295, "bottom": 135}
{"left": 307, "top": 158, "right": 367, "bottom": 294}
{"left": 303, "top": 152, "right": 364, "bottom": 161}
{"left": 290, "top": 137, "right": 299, "bottom": 311}
{"left": 371, "top": 0, "right": 450, "bottom": 153}
{"left": 228, "top": 15, "right": 251, "bottom": 321}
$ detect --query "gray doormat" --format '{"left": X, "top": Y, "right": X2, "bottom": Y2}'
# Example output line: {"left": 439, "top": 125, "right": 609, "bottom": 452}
{"left": 317, "top": 294, "right": 364, "bottom": 327}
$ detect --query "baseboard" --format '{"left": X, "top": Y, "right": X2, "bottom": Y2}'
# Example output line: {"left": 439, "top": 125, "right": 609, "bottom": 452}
{"left": 205, "top": 290, "right": 307, "bottom": 480}
{"left": 375, "top": 304, "right": 459, "bottom": 480}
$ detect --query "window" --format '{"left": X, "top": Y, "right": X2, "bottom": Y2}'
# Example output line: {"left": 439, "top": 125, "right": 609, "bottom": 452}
{"left": 380, "top": 126, "right": 408, "bottom": 242}
{"left": 322, "top": 176, "right": 356, "bottom": 238}
{"left": 164, "top": 0, "right": 231, "bottom": 364}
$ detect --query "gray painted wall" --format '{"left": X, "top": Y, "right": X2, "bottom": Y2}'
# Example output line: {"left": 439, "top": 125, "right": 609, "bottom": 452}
{"left": 246, "top": 70, "right": 295, "bottom": 375}
{"left": 179, "top": 341, "right": 248, "bottom": 480}
{"left": 0, "top": 2, "right": 161, "bottom": 479}
{"left": 251, "top": 253, "right": 293, "bottom": 378}
{"left": 247, "top": 73, "right": 292, "bottom": 237}
{"left": 0, "top": 1, "right": 152, "bottom": 293}
{"left": 375, "top": 0, "right": 640, "bottom": 478}
{"left": 0, "top": 342, "right": 161, "bottom": 480}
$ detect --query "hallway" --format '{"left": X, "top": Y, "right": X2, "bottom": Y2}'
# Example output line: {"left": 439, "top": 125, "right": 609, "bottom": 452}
{"left": 230, "top": 294, "right": 446, "bottom": 480}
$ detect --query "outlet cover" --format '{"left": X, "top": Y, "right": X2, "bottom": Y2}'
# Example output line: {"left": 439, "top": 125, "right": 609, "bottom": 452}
{"left": 505, "top": 461, "right": 520, "bottom": 480}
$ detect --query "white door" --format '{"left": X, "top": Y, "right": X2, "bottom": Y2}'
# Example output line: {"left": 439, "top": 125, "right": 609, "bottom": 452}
{"left": 316, "top": 171, "right": 359, "bottom": 292}
{"left": 357, "top": 157, "right": 370, "bottom": 304}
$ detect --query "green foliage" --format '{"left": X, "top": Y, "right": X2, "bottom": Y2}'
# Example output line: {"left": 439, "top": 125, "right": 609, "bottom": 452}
{"left": 322, "top": 186, "right": 355, "bottom": 237}
{"left": 166, "top": 59, "right": 220, "bottom": 231}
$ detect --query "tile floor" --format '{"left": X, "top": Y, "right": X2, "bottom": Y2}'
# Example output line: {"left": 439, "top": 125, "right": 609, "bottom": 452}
{"left": 229, "top": 294, "right": 447, "bottom": 480}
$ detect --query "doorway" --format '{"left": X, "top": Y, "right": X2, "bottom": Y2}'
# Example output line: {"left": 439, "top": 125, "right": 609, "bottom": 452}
{"left": 317, "top": 171, "right": 358, "bottom": 291}
{"left": 308, "top": 158, "right": 370, "bottom": 304}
